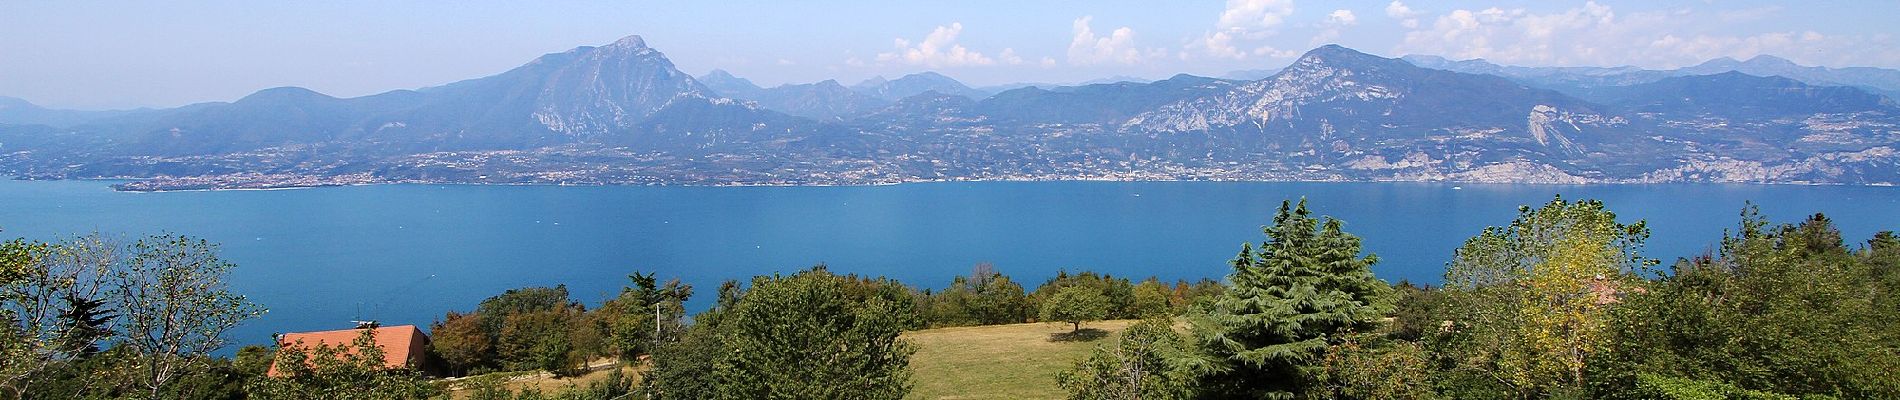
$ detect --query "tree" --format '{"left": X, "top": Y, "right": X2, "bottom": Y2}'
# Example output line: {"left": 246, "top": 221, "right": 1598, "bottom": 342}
{"left": 475, "top": 285, "right": 573, "bottom": 340}
{"left": 247, "top": 328, "right": 440, "bottom": 399}
{"left": 1309, "top": 334, "right": 1440, "bottom": 400}
{"left": 1131, "top": 278, "right": 1173, "bottom": 318}
{"left": 498, "top": 309, "right": 578, "bottom": 375}
{"left": 429, "top": 311, "right": 490, "bottom": 376}
{"left": 1057, "top": 318, "right": 1194, "bottom": 400}
{"left": 641, "top": 267, "right": 915, "bottom": 400}
{"left": 966, "top": 263, "right": 1029, "bottom": 325}
{"left": 1187, "top": 199, "right": 1394, "bottom": 399}
{"left": 1588, "top": 208, "right": 1900, "bottom": 398}
{"left": 0, "top": 234, "right": 119, "bottom": 398}
{"left": 1042, "top": 286, "right": 1110, "bottom": 333}
{"left": 110, "top": 234, "right": 266, "bottom": 399}
{"left": 1440, "top": 196, "right": 1652, "bottom": 397}
{"left": 602, "top": 272, "right": 691, "bottom": 361}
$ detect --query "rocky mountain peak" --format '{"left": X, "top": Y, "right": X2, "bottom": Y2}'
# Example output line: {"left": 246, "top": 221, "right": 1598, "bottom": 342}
{"left": 606, "top": 34, "right": 649, "bottom": 50}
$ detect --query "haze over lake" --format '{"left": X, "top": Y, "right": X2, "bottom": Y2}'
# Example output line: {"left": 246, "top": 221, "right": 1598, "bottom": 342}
{"left": 2, "top": 179, "right": 1897, "bottom": 348}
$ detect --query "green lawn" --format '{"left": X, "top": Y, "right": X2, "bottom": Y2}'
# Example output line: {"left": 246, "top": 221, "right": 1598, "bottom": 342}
{"left": 904, "top": 320, "right": 1137, "bottom": 400}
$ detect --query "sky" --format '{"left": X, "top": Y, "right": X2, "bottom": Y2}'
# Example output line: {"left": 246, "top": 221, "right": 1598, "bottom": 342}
{"left": 3, "top": 1, "right": 1897, "bottom": 110}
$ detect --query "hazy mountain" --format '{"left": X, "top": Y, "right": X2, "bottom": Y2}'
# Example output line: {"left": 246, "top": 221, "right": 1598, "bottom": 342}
{"left": 1581, "top": 71, "right": 1898, "bottom": 119}
{"left": 852, "top": 72, "right": 989, "bottom": 101}
{"left": 0, "top": 97, "right": 146, "bottom": 128}
{"left": 745, "top": 80, "right": 890, "bottom": 120}
{"left": 1680, "top": 55, "right": 1900, "bottom": 95}
{"left": 856, "top": 91, "right": 981, "bottom": 127}
{"left": 973, "top": 74, "right": 1242, "bottom": 125}
{"left": 1404, "top": 54, "right": 1900, "bottom": 99}
{"left": 1219, "top": 69, "right": 1282, "bottom": 81}
{"left": 1131, "top": 45, "right": 1620, "bottom": 154}
{"left": 698, "top": 69, "right": 764, "bottom": 99}
{"left": 4, "top": 39, "right": 1898, "bottom": 188}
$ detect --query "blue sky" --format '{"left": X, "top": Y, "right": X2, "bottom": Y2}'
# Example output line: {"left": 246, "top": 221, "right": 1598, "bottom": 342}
{"left": 3, "top": 1, "right": 1896, "bottom": 109}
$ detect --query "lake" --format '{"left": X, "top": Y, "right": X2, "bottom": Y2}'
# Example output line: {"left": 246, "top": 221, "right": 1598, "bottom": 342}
{"left": 2, "top": 179, "right": 1897, "bottom": 350}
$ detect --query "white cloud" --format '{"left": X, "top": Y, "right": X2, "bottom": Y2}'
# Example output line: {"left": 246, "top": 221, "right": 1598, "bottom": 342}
{"left": 999, "top": 48, "right": 1025, "bottom": 65}
{"left": 1311, "top": 9, "right": 1357, "bottom": 45}
{"left": 1192, "top": 0, "right": 1299, "bottom": 60}
{"left": 1068, "top": 16, "right": 1146, "bottom": 65}
{"left": 1393, "top": 2, "right": 1900, "bottom": 69}
{"left": 1385, "top": 1, "right": 1423, "bottom": 29}
{"left": 1218, "top": 0, "right": 1296, "bottom": 33}
{"left": 1325, "top": 9, "right": 1357, "bottom": 26}
{"left": 874, "top": 23, "right": 998, "bottom": 68}
{"left": 775, "top": 59, "right": 796, "bottom": 66}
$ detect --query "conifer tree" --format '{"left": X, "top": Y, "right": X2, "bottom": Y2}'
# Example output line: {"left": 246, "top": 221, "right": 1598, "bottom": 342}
{"left": 1188, "top": 199, "right": 1394, "bottom": 399}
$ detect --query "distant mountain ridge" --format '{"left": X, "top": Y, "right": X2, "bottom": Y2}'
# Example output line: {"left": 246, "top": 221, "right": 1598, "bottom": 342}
{"left": 3, "top": 37, "right": 1898, "bottom": 189}
{"left": 1403, "top": 54, "right": 1900, "bottom": 99}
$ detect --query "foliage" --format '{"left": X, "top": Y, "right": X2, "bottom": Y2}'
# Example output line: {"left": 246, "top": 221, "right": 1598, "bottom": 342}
{"left": 1167, "top": 278, "right": 1225, "bottom": 315}
{"left": 110, "top": 234, "right": 266, "bottom": 399}
{"left": 921, "top": 263, "right": 1030, "bottom": 327}
{"left": 640, "top": 267, "right": 916, "bottom": 400}
{"left": 1630, "top": 374, "right": 1834, "bottom": 400}
{"left": 600, "top": 271, "right": 691, "bottom": 361}
{"left": 1309, "top": 333, "right": 1441, "bottom": 400}
{"left": 1041, "top": 286, "right": 1111, "bottom": 333}
{"left": 429, "top": 311, "right": 490, "bottom": 376}
{"left": 246, "top": 328, "right": 441, "bottom": 399}
{"left": 1130, "top": 279, "right": 1173, "bottom": 318}
{"left": 1587, "top": 209, "right": 1900, "bottom": 398}
{"left": 1438, "top": 196, "right": 1652, "bottom": 397}
{"left": 1056, "top": 318, "right": 1193, "bottom": 400}
{"left": 1188, "top": 199, "right": 1395, "bottom": 399}
{"left": 497, "top": 309, "right": 579, "bottom": 375}
{"left": 475, "top": 285, "right": 574, "bottom": 341}
{"left": 0, "top": 235, "right": 120, "bottom": 398}
{"left": 1032, "top": 271, "right": 1140, "bottom": 321}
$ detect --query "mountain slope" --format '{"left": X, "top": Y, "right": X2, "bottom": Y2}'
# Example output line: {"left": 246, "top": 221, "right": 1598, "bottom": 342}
{"left": 743, "top": 80, "right": 890, "bottom": 120}
{"left": 0, "top": 97, "right": 146, "bottom": 128}
{"left": 4, "top": 40, "right": 1898, "bottom": 188}
{"left": 698, "top": 69, "right": 764, "bottom": 99}
{"left": 852, "top": 72, "right": 990, "bottom": 101}
{"left": 1582, "top": 71, "right": 1898, "bottom": 119}
{"left": 1131, "top": 46, "right": 1625, "bottom": 155}
{"left": 973, "top": 74, "right": 1242, "bottom": 125}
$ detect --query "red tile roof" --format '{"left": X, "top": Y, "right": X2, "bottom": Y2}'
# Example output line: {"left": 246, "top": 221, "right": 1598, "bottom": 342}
{"left": 267, "top": 325, "right": 430, "bottom": 377}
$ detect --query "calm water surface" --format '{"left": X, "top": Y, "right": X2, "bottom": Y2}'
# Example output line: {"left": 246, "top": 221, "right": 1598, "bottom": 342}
{"left": 2, "top": 179, "right": 1897, "bottom": 349}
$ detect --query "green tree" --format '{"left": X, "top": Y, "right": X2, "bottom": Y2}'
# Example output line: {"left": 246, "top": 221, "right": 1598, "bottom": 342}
{"left": 601, "top": 272, "right": 691, "bottom": 362}
{"left": 1057, "top": 318, "right": 1194, "bottom": 400}
{"left": 1309, "top": 334, "right": 1441, "bottom": 400}
{"left": 1441, "top": 196, "right": 1652, "bottom": 397}
{"left": 0, "top": 235, "right": 122, "bottom": 398}
{"left": 1588, "top": 209, "right": 1900, "bottom": 398}
{"left": 1187, "top": 199, "right": 1394, "bottom": 399}
{"left": 1131, "top": 278, "right": 1173, "bottom": 318}
{"left": 110, "top": 234, "right": 266, "bottom": 399}
{"left": 498, "top": 309, "right": 578, "bottom": 375}
{"left": 1032, "top": 271, "right": 1140, "bottom": 320}
{"left": 640, "top": 267, "right": 915, "bottom": 400}
{"left": 429, "top": 311, "right": 490, "bottom": 376}
{"left": 247, "top": 328, "right": 441, "bottom": 399}
{"left": 1041, "top": 286, "right": 1111, "bottom": 333}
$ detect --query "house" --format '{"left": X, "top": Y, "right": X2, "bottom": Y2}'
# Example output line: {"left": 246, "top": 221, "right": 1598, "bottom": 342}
{"left": 267, "top": 323, "right": 438, "bottom": 377}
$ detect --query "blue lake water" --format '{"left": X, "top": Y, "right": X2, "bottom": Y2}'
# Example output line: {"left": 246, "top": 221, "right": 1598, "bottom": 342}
{"left": 1, "top": 179, "right": 1898, "bottom": 350}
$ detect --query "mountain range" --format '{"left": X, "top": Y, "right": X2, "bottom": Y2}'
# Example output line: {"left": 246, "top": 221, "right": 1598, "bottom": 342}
{"left": 2, "top": 35, "right": 1897, "bottom": 190}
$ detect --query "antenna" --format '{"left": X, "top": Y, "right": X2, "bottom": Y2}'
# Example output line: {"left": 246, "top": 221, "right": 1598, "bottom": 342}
{"left": 362, "top": 274, "right": 437, "bottom": 324}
